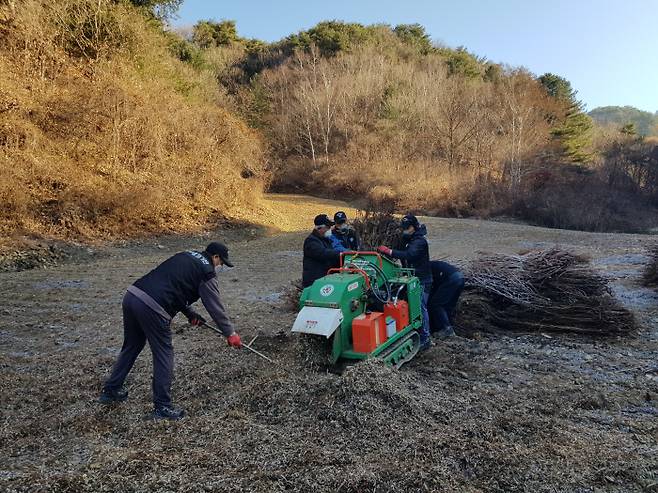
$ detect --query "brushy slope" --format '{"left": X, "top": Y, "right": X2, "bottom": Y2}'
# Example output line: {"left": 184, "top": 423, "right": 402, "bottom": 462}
{"left": 0, "top": 0, "right": 265, "bottom": 244}
{"left": 197, "top": 20, "right": 658, "bottom": 233}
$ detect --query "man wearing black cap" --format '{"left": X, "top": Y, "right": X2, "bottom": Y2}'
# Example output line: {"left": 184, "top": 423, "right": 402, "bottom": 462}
{"left": 331, "top": 211, "right": 361, "bottom": 252}
{"left": 302, "top": 214, "right": 341, "bottom": 288}
{"left": 99, "top": 242, "right": 242, "bottom": 420}
{"left": 377, "top": 214, "right": 433, "bottom": 350}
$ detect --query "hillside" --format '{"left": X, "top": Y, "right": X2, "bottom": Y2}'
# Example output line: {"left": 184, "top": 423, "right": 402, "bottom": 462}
{"left": 589, "top": 105, "right": 658, "bottom": 136}
{"left": 1, "top": 1, "right": 657, "bottom": 251}
{"left": 0, "top": 0, "right": 266, "bottom": 247}
{"left": 181, "top": 20, "right": 658, "bottom": 232}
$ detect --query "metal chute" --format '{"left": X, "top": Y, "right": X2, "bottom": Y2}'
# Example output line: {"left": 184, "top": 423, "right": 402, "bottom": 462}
{"left": 291, "top": 307, "right": 343, "bottom": 338}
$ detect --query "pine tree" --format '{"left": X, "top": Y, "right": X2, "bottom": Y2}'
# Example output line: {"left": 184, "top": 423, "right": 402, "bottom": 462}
{"left": 393, "top": 24, "right": 432, "bottom": 54}
{"left": 539, "top": 73, "right": 594, "bottom": 163}
{"left": 620, "top": 122, "right": 637, "bottom": 136}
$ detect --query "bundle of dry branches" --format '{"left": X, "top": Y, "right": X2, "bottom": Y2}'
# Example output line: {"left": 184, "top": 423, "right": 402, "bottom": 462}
{"left": 282, "top": 278, "right": 303, "bottom": 312}
{"left": 643, "top": 245, "right": 658, "bottom": 289}
{"left": 352, "top": 210, "right": 402, "bottom": 250}
{"left": 458, "top": 248, "right": 636, "bottom": 336}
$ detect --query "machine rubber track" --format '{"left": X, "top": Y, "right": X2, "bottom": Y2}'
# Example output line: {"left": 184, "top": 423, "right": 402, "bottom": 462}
{"left": 378, "top": 331, "right": 420, "bottom": 369}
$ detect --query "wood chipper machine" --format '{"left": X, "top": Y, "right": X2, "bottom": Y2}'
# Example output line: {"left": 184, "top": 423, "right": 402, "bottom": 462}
{"left": 291, "top": 252, "right": 423, "bottom": 368}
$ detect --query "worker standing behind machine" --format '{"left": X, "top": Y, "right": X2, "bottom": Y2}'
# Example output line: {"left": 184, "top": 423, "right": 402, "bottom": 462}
{"left": 428, "top": 260, "right": 464, "bottom": 338}
{"left": 377, "top": 214, "right": 433, "bottom": 351}
{"left": 330, "top": 211, "right": 361, "bottom": 252}
{"left": 302, "top": 214, "right": 341, "bottom": 288}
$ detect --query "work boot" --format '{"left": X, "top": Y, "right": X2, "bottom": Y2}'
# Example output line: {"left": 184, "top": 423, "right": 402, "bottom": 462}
{"left": 153, "top": 405, "right": 185, "bottom": 421}
{"left": 99, "top": 386, "right": 128, "bottom": 404}
{"left": 435, "top": 326, "right": 456, "bottom": 339}
{"left": 419, "top": 339, "right": 433, "bottom": 352}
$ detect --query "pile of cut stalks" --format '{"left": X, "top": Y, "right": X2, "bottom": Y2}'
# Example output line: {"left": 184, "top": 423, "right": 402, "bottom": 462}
{"left": 352, "top": 210, "right": 403, "bottom": 250}
{"left": 458, "top": 248, "right": 636, "bottom": 336}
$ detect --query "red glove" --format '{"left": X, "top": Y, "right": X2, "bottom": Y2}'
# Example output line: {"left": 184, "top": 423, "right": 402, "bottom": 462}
{"left": 188, "top": 312, "right": 206, "bottom": 327}
{"left": 377, "top": 246, "right": 393, "bottom": 256}
{"left": 227, "top": 333, "right": 242, "bottom": 348}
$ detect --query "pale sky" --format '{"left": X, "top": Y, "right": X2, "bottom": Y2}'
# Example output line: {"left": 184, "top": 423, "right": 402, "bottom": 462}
{"left": 175, "top": 0, "right": 658, "bottom": 112}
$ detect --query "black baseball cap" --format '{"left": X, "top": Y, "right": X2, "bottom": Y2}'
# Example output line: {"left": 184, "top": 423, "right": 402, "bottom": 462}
{"left": 314, "top": 214, "right": 334, "bottom": 227}
{"left": 334, "top": 211, "right": 348, "bottom": 224}
{"left": 205, "top": 241, "right": 234, "bottom": 267}
{"left": 400, "top": 214, "right": 419, "bottom": 230}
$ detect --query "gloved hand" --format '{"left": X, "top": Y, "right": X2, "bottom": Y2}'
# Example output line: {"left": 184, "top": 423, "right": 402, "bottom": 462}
{"left": 377, "top": 246, "right": 393, "bottom": 256}
{"left": 227, "top": 333, "right": 242, "bottom": 348}
{"left": 187, "top": 311, "right": 207, "bottom": 327}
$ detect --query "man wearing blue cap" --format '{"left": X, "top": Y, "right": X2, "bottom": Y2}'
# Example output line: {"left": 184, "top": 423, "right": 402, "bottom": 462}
{"left": 330, "top": 211, "right": 361, "bottom": 252}
{"left": 377, "top": 214, "right": 433, "bottom": 351}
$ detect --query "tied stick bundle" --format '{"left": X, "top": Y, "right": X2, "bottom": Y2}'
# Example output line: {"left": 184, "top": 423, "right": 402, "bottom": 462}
{"left": 352, "top": 210, "right": 403, "bottom": 250}
{"left": 282, "top": 278, "right": 303, "bottom": 312}
{"left": 458, "top": 248, "right": 636, "bottom": 336}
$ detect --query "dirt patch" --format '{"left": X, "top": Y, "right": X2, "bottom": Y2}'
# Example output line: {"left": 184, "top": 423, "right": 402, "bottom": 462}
{"left": 0, "top": 242, "right": 65, "bottom": 272}
{"left": 1, "top": 195, "right": 657, "bottom": 492}
{"left": 0, "top": 194, "right": 358, "bottom": 273}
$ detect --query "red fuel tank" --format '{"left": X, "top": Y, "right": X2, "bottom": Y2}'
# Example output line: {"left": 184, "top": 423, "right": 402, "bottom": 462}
{"left": 384, "top": 301, "right": 410, "bottom": 332}
{"left": 352, "top": 312, "right": 387, "bottom": 353}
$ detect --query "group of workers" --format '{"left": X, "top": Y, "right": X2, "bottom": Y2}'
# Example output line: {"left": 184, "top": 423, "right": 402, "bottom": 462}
{"left": 303, "top": 211, "right": 464, "bottom": 351}
{"left": 100, "top": 211, "right": 463, "bottom": 420}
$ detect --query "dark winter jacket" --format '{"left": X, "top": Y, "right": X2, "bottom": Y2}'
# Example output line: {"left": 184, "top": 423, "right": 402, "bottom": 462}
{"left": 133, "top": 251, "right": 234, "bottom": 336}
{"left": 429, "top": 260, "right": 460, "bottom": 292}
{"left": 302, "top": 231, "right": 341, "bottom": 287}
{"left": 391, "top": 225, "right": 433, "bottom": 286}
{"left": 332, "top": 226, "right": 360, "bottom": 251}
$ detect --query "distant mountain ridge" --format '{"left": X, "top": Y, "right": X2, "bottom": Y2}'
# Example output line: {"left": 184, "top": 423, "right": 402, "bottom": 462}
{"left": 589, "top": 105, "right": 658, "bottom": 136}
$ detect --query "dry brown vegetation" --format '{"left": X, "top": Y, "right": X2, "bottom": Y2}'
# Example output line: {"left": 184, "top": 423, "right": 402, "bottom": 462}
{"left": 459, "top": 249, "right": 636, "bottom": 336}
{"left": 1, "top": 2, "right": 657, "bottom": 252}
{"left": 245, "top": 33, "right": 658, "bottom": 232}
{"left": 0, "top": 0, "right": 265, "bottom": 245}
{"left": 261, "top": 43, "right": 558, "bottom": 214}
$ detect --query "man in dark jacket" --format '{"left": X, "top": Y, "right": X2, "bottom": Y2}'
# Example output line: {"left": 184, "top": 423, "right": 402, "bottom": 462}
{"left": 302, "top": 214, "right": 341, "bottom": 288}
{"left": 330, "top": 211, "right": 361, "bottom": 252}
{"left": 99, "top": 242, "right": 242, "bottom": 420}
{"left": 377, "top": 214, "right": 433, "bottom": 350}
{"left": 428, "top": 260, "right": 464, "bottom": 338}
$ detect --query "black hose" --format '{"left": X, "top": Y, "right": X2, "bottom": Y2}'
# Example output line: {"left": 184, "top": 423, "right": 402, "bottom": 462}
{"left": 346, "top": 259, "right": 391, "bottom": 303}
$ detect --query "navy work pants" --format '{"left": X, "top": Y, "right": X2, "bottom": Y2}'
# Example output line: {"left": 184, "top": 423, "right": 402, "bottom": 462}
{"left": 104, "top": 292, "right": 173, "bottom": 408}
{"left": 428, "top": 271, "right": 465, "bottom": 332}
{"left": 420, "top": 284, "right": 431, "bottom": 345}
